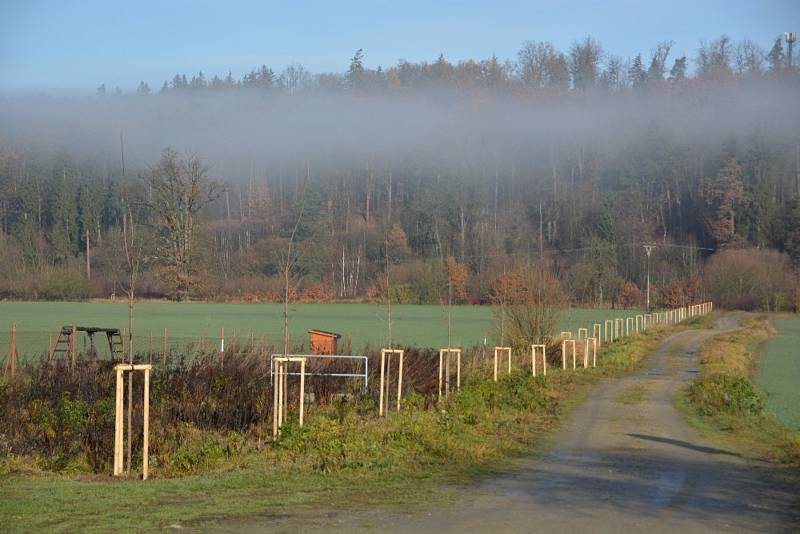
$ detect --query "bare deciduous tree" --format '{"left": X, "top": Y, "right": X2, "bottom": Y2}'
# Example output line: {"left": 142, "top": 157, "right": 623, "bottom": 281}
{"left": 142, "top": 149, "right": 220, "bottom": 300}
{"left": 282, "top": 163, "right": 309, "bottom": 357}
{"left": 491, "top": 262, "right": 566, "bottom": 350}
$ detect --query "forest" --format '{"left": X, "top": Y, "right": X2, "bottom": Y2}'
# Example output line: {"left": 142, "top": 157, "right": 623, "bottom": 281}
{"left": 1, "top": 34, "right": 799, "bottom": 310}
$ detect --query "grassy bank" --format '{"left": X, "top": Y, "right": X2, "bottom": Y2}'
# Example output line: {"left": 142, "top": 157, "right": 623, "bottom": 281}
{"left": 0, "top": 326, "right": 670, "bottom": 531}
{"left": 677, "top": 315, "right": 800, "bottom": 464}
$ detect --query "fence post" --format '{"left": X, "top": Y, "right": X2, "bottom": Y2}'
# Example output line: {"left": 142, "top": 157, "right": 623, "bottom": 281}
{"left": 70, "top": 324, "right": 77, "bottom": 370}
{"left": 163, "top": 327, "right": 168, "bottom": 367}
{"left": 8, "top": 322, "right": 18, "bottom": 381}
{"left": 220, "top": 327, "right": 225, "bottom": 369}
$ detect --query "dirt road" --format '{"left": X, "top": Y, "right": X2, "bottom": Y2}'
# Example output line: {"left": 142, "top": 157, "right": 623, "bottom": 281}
{"left": 214, "top": 317, "right": 800, "bottom": 533}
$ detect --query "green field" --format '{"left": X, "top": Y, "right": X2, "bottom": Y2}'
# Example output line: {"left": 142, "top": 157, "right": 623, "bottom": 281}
{"left": 0, "top": 301, "right": 643, "bottom": 359}
{"left": 758, "top": 317, "right": 800, "bottom": 432}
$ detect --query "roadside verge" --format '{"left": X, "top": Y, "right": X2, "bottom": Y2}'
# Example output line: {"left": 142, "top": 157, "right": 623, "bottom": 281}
{"left": 676, "top": 315, "right": 800, "bottom": 464}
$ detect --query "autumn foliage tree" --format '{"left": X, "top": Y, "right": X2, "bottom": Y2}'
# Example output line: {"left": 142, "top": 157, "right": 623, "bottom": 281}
{"left": 617, "top": 280, "right": 641, "bottom": 308}
{"left": 701, "top": 157, "right": 747, "bottom": 246}
{"left": 446, "top": 256, "right": 469, "bottom": 303}
{"left": 661, "top": 277, "right": 702, "bottom": 308}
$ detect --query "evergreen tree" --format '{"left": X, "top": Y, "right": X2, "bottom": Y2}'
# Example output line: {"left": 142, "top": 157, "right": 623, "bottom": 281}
{"left": 669, "top": 56, "right": 687, "bottom": 81}
{"left": 767, "top": 37, "right": 784, "bottom": 71}
{"left": 347, "top": 48, "right": 365, "bottom": 88}
{"left": 628, "top": 54, "right": 647, "bottom": 88}
{"left": 136, "top": 81, "right": 151, "bottom": 95}
{"left": 50, "top": 170, "right": 78, "bottom": 261}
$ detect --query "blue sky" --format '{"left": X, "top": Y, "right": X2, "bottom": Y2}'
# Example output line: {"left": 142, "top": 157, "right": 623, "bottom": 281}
{"left": 1, "top": 0, "right": 797, "bottom": 94}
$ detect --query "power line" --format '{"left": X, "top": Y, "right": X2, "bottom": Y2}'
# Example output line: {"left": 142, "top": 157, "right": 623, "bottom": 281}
{"left": 273, "top": 240, "right": 715, "bottom": 267}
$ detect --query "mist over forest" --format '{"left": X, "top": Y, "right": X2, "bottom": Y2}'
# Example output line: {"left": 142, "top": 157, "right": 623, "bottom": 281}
{"left": 1, "top": 35, "right": 799, "bottom": 309}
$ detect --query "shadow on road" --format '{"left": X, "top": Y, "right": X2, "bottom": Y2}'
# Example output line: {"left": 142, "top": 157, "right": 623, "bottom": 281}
{"left": 626, "top": 433, "right": 741, "bottom": 457}
{"left": 477, "top": 448, "right": 800, "bottom": 530}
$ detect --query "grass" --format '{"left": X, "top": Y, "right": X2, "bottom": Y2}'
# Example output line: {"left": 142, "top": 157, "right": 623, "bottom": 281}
{"left": 0, "top": 326, "right": 672, "bottom": 532}
{"left": 676, "top": 315, "right": 800, "bottom": 465}
{"left": 616, "top": 383, "right": 649, "bottom": 405}
{"left": 757, "top": 317, "right": 800, "bottom": 432}
{"left": 0, "top": 301, "right": 644, "bottom": 360}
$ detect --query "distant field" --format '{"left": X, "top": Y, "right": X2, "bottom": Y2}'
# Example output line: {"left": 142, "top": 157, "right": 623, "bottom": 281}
{"left": 758, "top": 317, "right": 800, "bottom": 432}
{"left": 0, "top": 301, "right": 643, "bottom": 359}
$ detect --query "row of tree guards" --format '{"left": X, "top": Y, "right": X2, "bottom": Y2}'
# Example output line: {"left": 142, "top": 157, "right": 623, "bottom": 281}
{"left": 271, "top": 302, "right": 714, "bottom": 438}
{"left": 3, "top": 303, "right": 713, "bottom": 480}
{"left": 3, "top": 303, "right": 715, "bottom": 381}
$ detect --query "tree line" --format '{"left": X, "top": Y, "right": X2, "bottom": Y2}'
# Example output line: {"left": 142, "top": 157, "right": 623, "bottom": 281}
{"left": 101, "top": 35, "right": 794, "bottom": 96}
{"left": 1, "top": 33, "right": 800, "bottom": 310}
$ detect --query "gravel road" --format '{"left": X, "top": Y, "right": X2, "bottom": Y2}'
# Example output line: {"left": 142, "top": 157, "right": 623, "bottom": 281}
{"left": 210, "top": 316, "right": 800, "bottom": 533}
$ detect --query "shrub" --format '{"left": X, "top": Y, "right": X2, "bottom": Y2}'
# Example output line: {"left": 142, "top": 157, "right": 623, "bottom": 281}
{"left": 704, "top": 248, "right": 797, "bottom": 311}
{"left": 688, "top": 374, "right": 764, "bottom": 416}
{"left": 40, "top": 270, "right": 89, "bottom": 301}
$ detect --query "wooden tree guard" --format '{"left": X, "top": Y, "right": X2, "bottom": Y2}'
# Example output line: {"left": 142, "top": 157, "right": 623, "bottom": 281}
{"left": 593, "top": 323, "right": 602, "bottom": 346}
{"left": 493, "top": 346, "right": 511, "bottom": 381}
{"left": 272, "top": 357, "right": 307, "bottom": 437}
{"left": 379, "top": 349, "right": 404, "bottom": 416}
{"left": 626, "top": 317, "right": 634, "bottom": 336}
{"left": 604, "top": 320, "right": 613, "bottom": 343}
{"left": 584, "top": 337, "right": 598, "bottom": 368}
{"left": 560, "top": 331, "right": 572, "bottom": 339}
{"left": 636, "top": 315, "right": 644, "bottom": 332}
{"left": 561, "top": 338, "right": 576, "bottom": 369}
{"left": 615, "top": 318, "right": 623, "bottom": 339}
{"left": 114, "top": 363, "right": 151, "bottom": 480}
{"left": 531, "top": 344, "right": 546, "bottom": 377}
{"left": 438, "top": 348, "right": 461, "bottom": 401}
{"left": 577, "top": 327, "right": 588, "bottom": 339}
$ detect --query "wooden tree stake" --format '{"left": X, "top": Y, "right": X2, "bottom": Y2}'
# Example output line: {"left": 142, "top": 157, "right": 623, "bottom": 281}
{"left": 531, "top": 344, "right": 546, "bottom": 377}
{"left": 493, "top": 346, "right": 511, "bottom": 381}
{"left": 113, "top": 363, "right": 152, "bottom": 480}
{"left": 438, "top": 348, "right": 461, "bottom": 401}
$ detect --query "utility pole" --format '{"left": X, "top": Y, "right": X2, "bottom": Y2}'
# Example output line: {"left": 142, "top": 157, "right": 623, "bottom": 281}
{"left": 786, "top": 32, "right": 796, "bottom": 68}
{"left": 643, "top": 244, "right": 656, "bottom": 312}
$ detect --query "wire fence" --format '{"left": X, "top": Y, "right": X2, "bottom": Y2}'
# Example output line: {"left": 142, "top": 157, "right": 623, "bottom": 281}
{"left": 0, "top": 328, "right": 312, "bottom": 366}
{"left": 1, "top": 306, "right": 695, "bottom": 369}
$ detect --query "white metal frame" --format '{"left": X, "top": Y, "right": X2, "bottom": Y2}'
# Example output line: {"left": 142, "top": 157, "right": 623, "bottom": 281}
{"left": 270, "top": 353, "right": 368, "bottom": 391}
